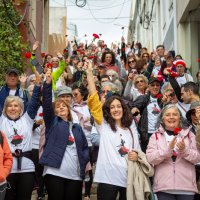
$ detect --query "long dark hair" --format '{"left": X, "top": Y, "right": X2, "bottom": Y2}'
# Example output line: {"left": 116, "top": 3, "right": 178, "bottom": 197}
{"left": 103, "top": 95, "right": 133, "bottom": 132}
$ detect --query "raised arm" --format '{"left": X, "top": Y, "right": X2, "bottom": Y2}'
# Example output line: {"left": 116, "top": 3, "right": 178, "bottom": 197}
{"left": 85, "top": 61, "right": 103, "bottom": 125}
{"left": 52, "top": 53, "right": 66, "bottom": 91}
{"left": 42, "top": 70, "right": 55, "bottom": 129}
{"left": 27, "top": 67, "right": 42, "bottom": 119}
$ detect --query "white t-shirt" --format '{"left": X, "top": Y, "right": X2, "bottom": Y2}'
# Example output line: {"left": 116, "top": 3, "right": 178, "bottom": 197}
{"left": 43, "top": 131, "right": 81, "bottom": 180}
{"left": 73, "top": 104, "right": 92, "bottom": 146}
{"left": 32, "top": 106, "right": 43, "bottom": 149}
{"left": 176, "top": 73, "right": 194, "bottom": 87}
{"left": 94, "top": 120, "right": 141, "bottom": 188}
{"left": 147, "top": 96, "right": 161, "bottom": 133}
{"left": 176, "top": 102, "right": 190, "bottom": 119}
{"left": 0, "top": 113, "right": 35, "bottom": 173}
{"left": 152, "top": 66, "right": 161, "bottom": 76}
{"left": 9, "top": 89, "right": 16, "bottom": 96}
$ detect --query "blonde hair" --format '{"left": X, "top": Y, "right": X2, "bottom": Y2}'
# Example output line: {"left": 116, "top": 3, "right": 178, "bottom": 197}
{"left": 133, "top": 74, "right": 148, "bottom": 86}
{"left": 2, "top": 96, "right": 24, "bottom": 117}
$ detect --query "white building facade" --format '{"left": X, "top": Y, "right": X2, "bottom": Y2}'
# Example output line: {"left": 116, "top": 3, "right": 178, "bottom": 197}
{"left": 128, "top": 0, "right": 200, "bottom": 78}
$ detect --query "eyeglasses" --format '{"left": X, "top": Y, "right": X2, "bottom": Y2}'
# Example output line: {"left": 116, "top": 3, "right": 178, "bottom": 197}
{"left": 135, "top": 80, "right": 144, "bottom": 84}
{"left": 128, "top": 60, "right": 135, "bottom": 64}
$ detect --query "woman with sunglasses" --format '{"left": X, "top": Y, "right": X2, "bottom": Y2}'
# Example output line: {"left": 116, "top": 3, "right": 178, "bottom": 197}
{"left": 85, "top": 61, "right": 141, "bottom": 200}
{"left": 124, "top": 74, "right": 148, "bottom": 102}
{"left": 126, "top": 56, "right": 137, "bottom": 73}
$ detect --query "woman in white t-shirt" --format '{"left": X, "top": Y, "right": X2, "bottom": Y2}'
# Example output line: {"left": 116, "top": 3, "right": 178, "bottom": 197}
{"left": 85, "top": 61, "right": 141, "bottom": 200}
{"left": 0, "top": 69, "right": 42, "bottom": 200}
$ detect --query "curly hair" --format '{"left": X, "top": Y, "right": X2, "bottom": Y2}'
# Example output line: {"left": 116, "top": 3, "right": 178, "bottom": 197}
{"left": 102, "top": 95, "right": 133, "bottom": 132}
{"left": 101, "top": 51, "right": 116, "bottom": 65}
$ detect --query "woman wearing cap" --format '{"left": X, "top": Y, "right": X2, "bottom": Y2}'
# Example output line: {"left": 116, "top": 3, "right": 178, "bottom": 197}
{"left": 174, "top": 59, "right": 194, "bottom": 86}
{"left": 0, "top": 68, "right": 42, "bottom": 200}
{"left": 147, "top": 104, "right": 200, "bottom": 200}
{"left": 39, "top": 70, "right": 89, "bottom": 200}
{"left": 85, "top": 61, "right": 141, "bottom": 200}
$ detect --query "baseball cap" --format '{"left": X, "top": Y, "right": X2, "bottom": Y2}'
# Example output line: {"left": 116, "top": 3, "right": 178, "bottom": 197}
{"left": 148, "top": 77, "right": 162, "bottom": 84}
{"left": 56, "top": 85, "right": 72, "bottom": 97}
{"left": 6, "top": 68, "right": 19, "bottom": 76}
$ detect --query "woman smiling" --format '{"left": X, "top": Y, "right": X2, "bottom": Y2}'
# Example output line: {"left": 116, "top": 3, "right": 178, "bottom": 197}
{"left": 146, "top": 104, "right": 200, "bottom": 200}
{"left": 85, "top": 61, "right": 141, "bottom": 200}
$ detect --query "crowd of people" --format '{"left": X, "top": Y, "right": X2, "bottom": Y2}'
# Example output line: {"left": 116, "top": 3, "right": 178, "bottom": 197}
{"left": 0, "top": 36, "right": 200, "bottom": 200}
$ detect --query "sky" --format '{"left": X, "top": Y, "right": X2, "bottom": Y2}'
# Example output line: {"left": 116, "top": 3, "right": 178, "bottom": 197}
{"left": 50, "top": 0, "right": 132, "bottom": 47}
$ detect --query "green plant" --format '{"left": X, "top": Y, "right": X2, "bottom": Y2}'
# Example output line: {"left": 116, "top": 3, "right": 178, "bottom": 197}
{"left": 0, "top": 1, "right": 28, "bottom": 86}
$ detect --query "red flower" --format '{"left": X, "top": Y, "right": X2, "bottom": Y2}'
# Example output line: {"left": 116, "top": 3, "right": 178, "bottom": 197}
{"left": 120, "top": 146, "right": 129, "bottom": 153}
{"left": 170, "top": 72, "right": 178, "bottom": 78}
{"left": 174, "top": 127, "right": 181, "bottom": 135}
{"left": 25, "top": 52, "right": 32, "bottom": 59}
{"left": 41, "top": 52, "right": 46, "bottom": 58}
{"left": 46, "top": 63, "right": 53, "bottom": 68}
{"left": 172, "top": 151, "right": 177, "bottom": 157}
{"left": 39, "top": 113, "right": 43, "bottom": 117}
{"left": 68, "top": 135, "right": 75, "bottom": 143}
{"left": 157, "top": 75, "right": 163, "bottom": 82}
{"left": 92, "top": 33, "right": 99, "bottom": 39}
{"left": 156, "top": 93, "right": 162, "bottom": 99}
{"left": 167, "top": 69, "right": 172, "bottom": 73}
{"left": 88, "top": 55, "right": 94, "bottom": 59}
{"left": 197, "top": 58, "right": 200, "bottom": 62}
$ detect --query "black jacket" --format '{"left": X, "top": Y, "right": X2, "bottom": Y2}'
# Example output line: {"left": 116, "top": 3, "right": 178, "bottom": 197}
{"left": 130, "top": 93, "right": 163, "bottom": 151}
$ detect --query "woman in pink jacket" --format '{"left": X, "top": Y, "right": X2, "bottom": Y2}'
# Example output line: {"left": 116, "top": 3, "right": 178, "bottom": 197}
{"left": 146, "top": 104, "right": 200, "bottom": 200}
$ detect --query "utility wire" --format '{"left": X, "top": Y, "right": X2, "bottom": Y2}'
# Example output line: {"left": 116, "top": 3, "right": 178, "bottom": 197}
{"left": 86, "top": 0, "right": 126, "bottom": 24}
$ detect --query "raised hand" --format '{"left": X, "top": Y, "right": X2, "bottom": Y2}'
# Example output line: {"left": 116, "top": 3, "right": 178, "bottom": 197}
{"left": 33, "top": 67, "right": 43, "bottom": 85}
{"left": 19, "top": 73, "right": 27, "bottom": 84}
{"left": 32, "top": 41, "right": 39, "bottom": 52}
{"left": 45, "top": 69, "right": 52, "bottom": 84}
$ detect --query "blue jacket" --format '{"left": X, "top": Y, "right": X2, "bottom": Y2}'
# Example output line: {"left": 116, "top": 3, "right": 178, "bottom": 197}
{"left": 0, "top": 85, "right": 28, "bottom": 115}
{"left": 40, "top": 82, "right": 89, "bottom": 179}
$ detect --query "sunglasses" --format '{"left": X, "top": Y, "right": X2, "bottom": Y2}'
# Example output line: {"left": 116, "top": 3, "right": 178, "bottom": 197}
{"left": 102, "top": 90, "right": 110, "bottom": 94}
{"left": 168, "top": 92, "right": 175, "bottom": 97}
{"left": 128, "top": 60, "right": 135, "bottom": 64}
{"left": 73, "top": 93, "right": 79, "bottom": 97}
{"left": 135, "top": 80, "right": 144, "bottom": 84}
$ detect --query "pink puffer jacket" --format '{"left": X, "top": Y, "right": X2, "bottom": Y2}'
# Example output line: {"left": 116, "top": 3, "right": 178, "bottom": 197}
{"left": 146, "top": 126, "right": 200, "bottom": 193}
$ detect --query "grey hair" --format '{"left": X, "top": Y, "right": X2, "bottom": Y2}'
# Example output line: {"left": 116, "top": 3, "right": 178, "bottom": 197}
{"left": 156, "top": 104, "right": 188, "bottom": 129}
{"left": 2, "top": 96, "right": 24, "bottom": 117}
{"left": 101, "top": 81, "right": 117, "bottom": 91}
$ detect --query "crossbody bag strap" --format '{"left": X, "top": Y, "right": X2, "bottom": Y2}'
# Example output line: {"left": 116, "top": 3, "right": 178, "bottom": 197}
{"left": 128, "top": 127, "right": 134, "bottom": 149}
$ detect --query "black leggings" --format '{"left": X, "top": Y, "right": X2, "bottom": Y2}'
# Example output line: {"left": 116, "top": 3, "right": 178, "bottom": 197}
{"left": 156, "top": 192, "right": 194, "bottom": 200}
{"left": 5, "top": 172, "right": 35, "bottom": 200}
{"left": 97, "top": 183, "right": 126, "bottom": 200}
{"left": 44, "top": 174, "right": 83, "bottom": 200}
